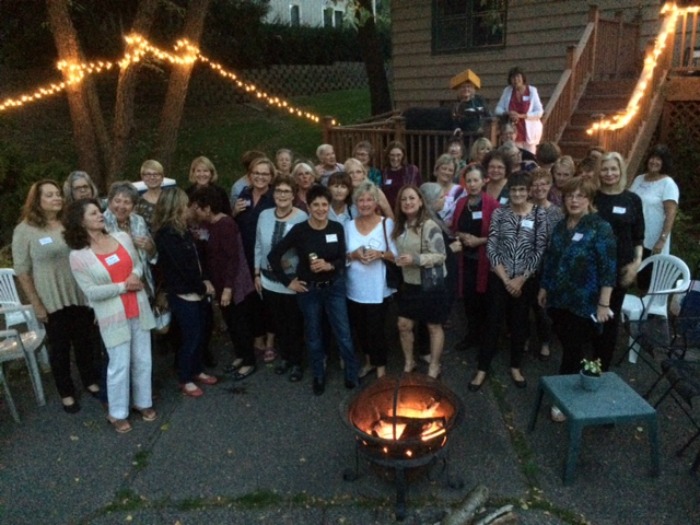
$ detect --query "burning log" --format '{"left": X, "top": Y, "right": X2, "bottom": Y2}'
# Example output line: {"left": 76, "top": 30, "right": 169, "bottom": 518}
{"left": 371, "top": 415, "right": 447, "bottom": 441}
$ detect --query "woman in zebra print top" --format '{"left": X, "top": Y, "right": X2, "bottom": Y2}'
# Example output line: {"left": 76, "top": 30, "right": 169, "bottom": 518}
{"left": 468, "top": 171, "right": 549, "bottom": 392}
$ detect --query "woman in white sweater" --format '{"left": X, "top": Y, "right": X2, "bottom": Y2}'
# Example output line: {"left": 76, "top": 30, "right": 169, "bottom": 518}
{"left": 64, "top": 199, "right": 156, "bottom": 434}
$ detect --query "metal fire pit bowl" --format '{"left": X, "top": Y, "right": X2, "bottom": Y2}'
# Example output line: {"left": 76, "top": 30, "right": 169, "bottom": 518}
{"left": 339, "top": 373, "right": 465, "bottom": 520}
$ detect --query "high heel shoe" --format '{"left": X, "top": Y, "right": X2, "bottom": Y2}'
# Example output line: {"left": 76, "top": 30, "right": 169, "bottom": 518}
{"left": 468, "top": 372, "right": 486, "bottom": 392}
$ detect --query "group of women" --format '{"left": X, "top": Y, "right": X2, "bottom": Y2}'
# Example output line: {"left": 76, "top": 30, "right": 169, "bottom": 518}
{"left": 11, "top": 132, "right": 680, "bottom": 429}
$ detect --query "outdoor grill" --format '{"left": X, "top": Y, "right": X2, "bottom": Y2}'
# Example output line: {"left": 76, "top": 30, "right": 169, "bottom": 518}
{"left": 340, "top": 373, "right": 464, "bottom": 520}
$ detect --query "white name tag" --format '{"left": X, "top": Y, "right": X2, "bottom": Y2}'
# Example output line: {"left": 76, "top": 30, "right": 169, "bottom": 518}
{"left": 385, "top": 179, "right": 393, "bottom": 185}
{"left": 572, "top": 233, "right": 583, "bottom": 242}
{"left": 523, "top": 95, "right": 530, "bottom": 101}
{"left": 326, "top": 234, "right": 338, "bottom": 243}
{"left": 521, "top": 219, "right": 534, "bottom": 229}
{"left": 612, "top": 206, "right": 627, "bottom": 215}
{"left": 471, "top": 211, "right": 483, "bottom": 220}
{"left": 499, "top": 197, "right": 509, "bottom": 205}
{"left": 39, "top": 237, "right": 53, "bottom": 246}
{"left": 105, "top": 254, "right": 120, "bottom": 266}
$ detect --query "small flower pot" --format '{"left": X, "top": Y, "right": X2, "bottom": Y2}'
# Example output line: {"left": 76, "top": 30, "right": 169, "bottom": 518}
{"left": 580, "top": 371, "right": 602, "bottom": 392}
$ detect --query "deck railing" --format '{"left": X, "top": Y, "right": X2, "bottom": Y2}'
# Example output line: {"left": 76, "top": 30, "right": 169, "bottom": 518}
{"left": 542, "top": 6, "right": 642, "bottom": 144}
{"left": 324, "top": 115, "right": 498, "bottom": 178}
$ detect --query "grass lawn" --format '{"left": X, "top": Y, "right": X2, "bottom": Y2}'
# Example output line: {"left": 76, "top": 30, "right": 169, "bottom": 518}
{"left": 0, "top": 87, "right": 371, "bottom": 248}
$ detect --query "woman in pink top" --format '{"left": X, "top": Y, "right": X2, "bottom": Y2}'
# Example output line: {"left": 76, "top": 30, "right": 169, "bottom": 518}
{"left": 65, "top": 199, "right": 156, "bottom": 434}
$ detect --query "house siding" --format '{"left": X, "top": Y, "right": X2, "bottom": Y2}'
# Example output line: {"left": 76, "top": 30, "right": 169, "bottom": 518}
{"left": 391, "top": 0, "right": 664, "bottom": 110}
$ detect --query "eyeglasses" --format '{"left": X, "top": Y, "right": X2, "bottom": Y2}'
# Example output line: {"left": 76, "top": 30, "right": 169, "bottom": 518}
{"left": 251, "top": 172, "right": 271, "bottom": 177}
{"left": 565, "top": 193, "right": 589, "bottom": 201}
{"left": 142, "top": 172, "right": 162, "bottom": 178}
{"left": 531, "top": 182, "right": 551, "bottom": 188}
{"left": 274, "top": 188, "right": 293, "bottom": 195}
{"left": 72, "top": 184, "right": 91, "bottom": 191}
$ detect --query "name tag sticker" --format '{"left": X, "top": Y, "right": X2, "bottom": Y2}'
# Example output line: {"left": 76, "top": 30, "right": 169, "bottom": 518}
{"left": 523, "top": 95, "right": 530, "bottom": 101}
{"left": 521, "top": 219, "right": 534, "bottom": 229}
{"left": 385, "top": 179, "right": 393, "bottom": 185}
{"left": 39, "top": 237, "right": 53, "bottom": 246}
{"left": 326, "top": 234, "right": 338, "bottom": 243}
{"left": 499, "top": 197, "right": 509, "bottom": 205}
{"left": 471, "top": 211, "right": 483, "bottom": 220}
{"left": 612, "top": 206, "right": 627, "bottom": 215}
{"left": 572, "top": 233, "right": 583, "bottom": 242}
{"left": 105, "top": 254, "right": 120, "bottom": 266}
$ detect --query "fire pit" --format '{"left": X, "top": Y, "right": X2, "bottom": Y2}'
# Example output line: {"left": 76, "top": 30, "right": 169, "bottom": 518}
{"left": 340, "top": 373, "right": 464, "bottom": 520}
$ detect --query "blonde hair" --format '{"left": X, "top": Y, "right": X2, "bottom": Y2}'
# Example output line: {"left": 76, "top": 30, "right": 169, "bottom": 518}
{"left": 153, "top": 187, "right": 189, "bottom": 234}
{"left": 140, "top": 159, "right": 164, "bottom": 178}
{"left": 189, "top": 156, "right": 218, "bottom": 184}
{"left": 598, "top": 151, "right": 627, "bottom": 192}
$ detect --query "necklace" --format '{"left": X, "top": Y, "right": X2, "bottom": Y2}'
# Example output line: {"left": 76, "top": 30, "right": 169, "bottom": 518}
{"left": 275, "top": 207, "right": 293, "bottom": 220}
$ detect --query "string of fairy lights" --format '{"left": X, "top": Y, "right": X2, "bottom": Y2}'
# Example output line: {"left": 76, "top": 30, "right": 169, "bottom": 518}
{"left": 0, "top": 33, "right": 334, "bottom": 125}
{"left": 586, "top": 3, "right": 694, "bottom": 136}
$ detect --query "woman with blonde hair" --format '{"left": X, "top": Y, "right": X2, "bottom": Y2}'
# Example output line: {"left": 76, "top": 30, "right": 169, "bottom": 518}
{"left": 136, "top": 159, "right": 166, "bottom": 231}
{"left": 185, "top": 156, "right": 232, "bottom": 216}
{"left": 344, "top": 157, "right": 393, "bottom": 218}
{"left": 154, "top": 188, "right": 218, "bottom": 397}
{"left": 593, "top": 152, "right": 644, "bottom": 370}
{"left": 549, "top": 155, "right": 575, "bottom": 207}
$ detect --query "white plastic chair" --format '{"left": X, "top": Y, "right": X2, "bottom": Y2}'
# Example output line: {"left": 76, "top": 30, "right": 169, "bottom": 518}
{"left": 0, "top": 269, "right": 49, "bottom": 368}
{"left": 0, "top": 305, "right": 47, "bottom": 407}
{"left": 621, "top": 254, "right": 691, "bottom": 363}
{"left": 0, "top": 361, "right": 20, "bottom": 422}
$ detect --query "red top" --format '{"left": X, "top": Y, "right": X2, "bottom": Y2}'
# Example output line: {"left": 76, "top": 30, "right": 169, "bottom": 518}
{"left": 96, "top": 243, "right": 139, "bottom": 319}
{"left": 508, "top": 85, "right": 531, "bottom": 143}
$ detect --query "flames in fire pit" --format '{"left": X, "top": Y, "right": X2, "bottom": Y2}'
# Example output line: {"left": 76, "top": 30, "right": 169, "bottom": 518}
{"left": 343, "top": 373, "right": 463, "bottom": 461}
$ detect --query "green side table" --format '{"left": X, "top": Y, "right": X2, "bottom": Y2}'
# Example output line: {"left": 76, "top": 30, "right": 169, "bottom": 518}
{"left": 529, "top": 372, "right": 660, "bottom": 485}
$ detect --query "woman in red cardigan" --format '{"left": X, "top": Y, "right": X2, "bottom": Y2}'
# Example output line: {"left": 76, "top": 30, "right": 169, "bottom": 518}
{"left": 451, "top": 164, "right": 499, "bottom": 351}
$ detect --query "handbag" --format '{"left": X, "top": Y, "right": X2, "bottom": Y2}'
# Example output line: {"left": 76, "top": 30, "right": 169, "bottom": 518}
{"left": 152, "top": 289, "right": 171, "bottom": 335}
{"left": 381, "top": 218, "right": 403, "bottom": 290}
{"left": 419, "top": 223, "right": 446, "bottom": 292}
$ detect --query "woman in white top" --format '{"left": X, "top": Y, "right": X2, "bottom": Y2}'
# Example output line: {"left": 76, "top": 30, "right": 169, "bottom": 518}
{"left": 344, "top": 157, "right": 394, "bottom": 219}
{"left": 629, "top": 145, "right": 679, "bottom": 289}
{"left": 345, "top": 182, "right": 398, "bottom": 379}
{"left": 495, "top": 67, "right": 544, "bottom": 153}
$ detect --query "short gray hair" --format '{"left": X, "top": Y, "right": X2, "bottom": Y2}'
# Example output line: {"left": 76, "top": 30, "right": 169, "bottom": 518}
{"left": 107, "top": 180, "right": 140, "bottom": 205}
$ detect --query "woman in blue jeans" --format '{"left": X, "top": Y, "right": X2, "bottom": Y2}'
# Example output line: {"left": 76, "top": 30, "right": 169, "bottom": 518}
{"left": 153, "top": 188, "right": 218, "bottom": 397}
{"left": 268, "top": 185, "right": 359, "bottom": 396}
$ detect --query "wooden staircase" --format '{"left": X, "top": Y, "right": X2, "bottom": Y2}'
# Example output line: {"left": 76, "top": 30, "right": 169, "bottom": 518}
{"left": 558, "top": 78, "right": 637, "bottom": 159}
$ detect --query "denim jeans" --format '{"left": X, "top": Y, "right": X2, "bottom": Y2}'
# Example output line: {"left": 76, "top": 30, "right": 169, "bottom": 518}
{"left": 168, "top": 294, "right": 205, "bottom": 383}
{"left": 296, "top": 276, "right": 358, "bottom": 383}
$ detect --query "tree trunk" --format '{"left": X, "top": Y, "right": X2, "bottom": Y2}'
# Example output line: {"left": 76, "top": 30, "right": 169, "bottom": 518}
{"left": 108, "top": 0, "right": 160, "bottom": 185}
{"left": 46, "top": 0, "right": 105, "bottom": 185}
{"left": 355, "top": 0, "right": 392, "bottom": 115}
{"left": 153, "top": 0, "right": 211, "bottom": 175}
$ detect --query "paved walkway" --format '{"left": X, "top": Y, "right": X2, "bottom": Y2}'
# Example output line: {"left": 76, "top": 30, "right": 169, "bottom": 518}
{"left": 1, "top": 306, "right": 699, "bottom": 524}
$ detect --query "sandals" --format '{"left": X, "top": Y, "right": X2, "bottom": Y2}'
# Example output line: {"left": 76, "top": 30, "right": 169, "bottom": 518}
{"left": 224, "top": 358, "right": 244, "bottom": 374}
{"left": 263, "top": 348, "right": 277, "bottom": 363}
{"left": 107, "top": 416, "right": 132, "bottom": 434}
{"left": 134, "top": 407, "right": 157, "bottom": 422}
{"left": 195, "top": 373, "right": 218, "bottom": 385}
{"left": 428, "top": 363, "right": 442, "bottom": 379}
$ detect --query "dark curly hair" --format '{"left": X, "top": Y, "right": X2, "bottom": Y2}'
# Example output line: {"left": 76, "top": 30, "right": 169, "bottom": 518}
{"left": 63, "top": 198, "right": 104, "bottom": 250}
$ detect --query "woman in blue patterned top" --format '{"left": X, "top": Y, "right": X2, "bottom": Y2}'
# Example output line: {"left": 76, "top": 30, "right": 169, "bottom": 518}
{"left": 538, "top": 178, "right": 616, "bottom": 378}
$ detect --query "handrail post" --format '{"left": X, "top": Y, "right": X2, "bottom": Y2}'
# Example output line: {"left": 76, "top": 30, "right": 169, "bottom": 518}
{"left": 392, "top": 116, "right": 406, "bottom": 144}
{"left": 614, "top": 11, "right": 624, "bottom": 79}
{"left": 567, "top": 45, "right": 576, "bottom": 109}
{"left": 322, "top": 116, "right": 334, "bottom": 145}
{"left": 589, "top": 4, "right": 600, "bottom": 78}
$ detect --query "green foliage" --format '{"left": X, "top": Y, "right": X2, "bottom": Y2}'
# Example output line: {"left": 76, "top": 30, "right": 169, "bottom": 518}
{"left": 580, "top": 358, "right": 603, "bottom": 376}
{"left": 0, "top": 143, "right": 70, "bottom": 247}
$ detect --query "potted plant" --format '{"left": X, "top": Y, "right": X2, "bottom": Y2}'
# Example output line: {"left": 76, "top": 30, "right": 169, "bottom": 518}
{"left": 580, "top": 358, "right": 603, "bottom": 392}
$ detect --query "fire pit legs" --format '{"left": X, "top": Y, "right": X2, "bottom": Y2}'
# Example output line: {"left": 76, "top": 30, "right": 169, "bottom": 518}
{"left": 395, "top": 467, "right": 407, "bottom": 521}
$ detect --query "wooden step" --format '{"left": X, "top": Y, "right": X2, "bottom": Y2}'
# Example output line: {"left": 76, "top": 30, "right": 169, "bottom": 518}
{"left": 558, "top": 140, "right": 596, "bottom": 160}
{"left": 576, "top": 95, "right": 630, "bottom": 111}
{"left": 585, "top": 79, "right": 638, "bottom": 95}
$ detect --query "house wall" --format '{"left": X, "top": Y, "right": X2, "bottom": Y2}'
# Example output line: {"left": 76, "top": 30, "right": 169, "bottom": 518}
{"left": 265, "top": 0, "right": 348, "bottom": 27}
{"left": 391, "top": 0, "right": 665, "bottom": 111}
